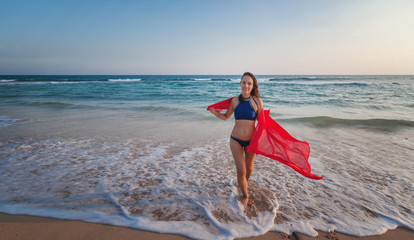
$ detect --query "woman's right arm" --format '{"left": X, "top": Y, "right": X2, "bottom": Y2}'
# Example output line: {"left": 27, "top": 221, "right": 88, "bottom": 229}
{"left": 209, "top": 97, "right": 236, "bottom": 120}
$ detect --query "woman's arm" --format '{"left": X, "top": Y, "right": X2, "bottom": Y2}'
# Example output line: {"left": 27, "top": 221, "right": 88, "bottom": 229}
{"left": 255, "top": 96, "right": 264, "bottom": 120}
{"left": 209, "top": 97, "right": 236, "bottom": 120}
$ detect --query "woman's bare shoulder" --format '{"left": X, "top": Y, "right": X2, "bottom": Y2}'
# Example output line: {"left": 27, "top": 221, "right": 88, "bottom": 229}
{"left": 231, "top": 96, "right": 239, "bottom": 104}
{"left": 253, "top": 96, "right": 264, "bottom": 108}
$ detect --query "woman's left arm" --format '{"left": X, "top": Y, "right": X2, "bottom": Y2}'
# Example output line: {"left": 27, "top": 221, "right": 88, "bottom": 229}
{"left": 256, "top": 97, "right": 264, "bottom": 120}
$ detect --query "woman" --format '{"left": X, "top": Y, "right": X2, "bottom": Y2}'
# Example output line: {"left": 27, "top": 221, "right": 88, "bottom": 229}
{"left": 209, "top": 72, "right": 264, "bottom": 201}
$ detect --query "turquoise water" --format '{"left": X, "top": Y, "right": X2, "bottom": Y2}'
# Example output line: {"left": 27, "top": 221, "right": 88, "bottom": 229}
{"left": 1, "top": 75, "right": 413, "bottom": 122}
{"left": 1, "top": 75, "right": 413, "bottom": 239}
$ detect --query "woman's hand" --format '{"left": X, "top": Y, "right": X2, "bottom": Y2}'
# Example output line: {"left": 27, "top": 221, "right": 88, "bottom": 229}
{"left": 210, "top": 107, "right": 225, "bottom": 119}
{"left": 209, "top": 107, "right": 218, "bottom": 116}
{"left": 209, "top": 98, "right": 235, "bottom": 121}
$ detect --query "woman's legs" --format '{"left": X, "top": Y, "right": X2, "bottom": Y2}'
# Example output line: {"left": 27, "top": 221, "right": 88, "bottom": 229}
{"left": 244, "top": 151, "right": 256, "bottom": 181}
{"left": 230, "top": 138, "right": 248, "bottom": 198}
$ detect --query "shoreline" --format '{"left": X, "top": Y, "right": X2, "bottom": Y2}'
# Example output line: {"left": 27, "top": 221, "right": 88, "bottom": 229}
{"left": 1, "top": 213, "right": 413, "bottom": 240}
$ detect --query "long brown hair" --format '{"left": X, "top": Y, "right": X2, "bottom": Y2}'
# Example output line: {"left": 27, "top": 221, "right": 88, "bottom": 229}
{"left": 239, "top": 72, "right": 260, "bottom": 102}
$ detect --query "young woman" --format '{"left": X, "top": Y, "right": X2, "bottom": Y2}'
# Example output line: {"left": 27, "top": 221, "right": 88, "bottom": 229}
{"left": 209, "top": 72, "right": 263, "bottom": 201}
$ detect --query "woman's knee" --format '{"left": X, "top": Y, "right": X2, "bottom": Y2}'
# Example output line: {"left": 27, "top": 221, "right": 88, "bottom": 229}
{"left": 246, "top": 166, "right": 253, "bottom": 175}
{"left": 237, "top": 169, "right": 246, "bottom": 178}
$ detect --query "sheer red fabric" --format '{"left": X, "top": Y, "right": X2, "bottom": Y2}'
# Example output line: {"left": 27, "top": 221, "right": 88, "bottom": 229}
{"left": 247, "top": 110, "right": 323, "bottom": 180}
{"left": 207, "top": 99, "right": 323, "bottom": 180}
{"left": 206, "top": 97, "right": 233, "bottom": 112}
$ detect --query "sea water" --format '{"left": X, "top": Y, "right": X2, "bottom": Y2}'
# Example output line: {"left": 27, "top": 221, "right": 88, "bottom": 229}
{"left": 0, "top": 75, "right": 413, "bottom": 239}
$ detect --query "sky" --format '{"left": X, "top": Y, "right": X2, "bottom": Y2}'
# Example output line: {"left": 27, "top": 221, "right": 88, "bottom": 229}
{"left": 1, "top": 0, "right": 413, "bottom": 75}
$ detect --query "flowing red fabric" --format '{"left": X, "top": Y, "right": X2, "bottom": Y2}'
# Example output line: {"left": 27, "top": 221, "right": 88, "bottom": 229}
{"left": 206, "top": 97, "right": 233, "bottom": 112}
{"left": 207, "top": 99, "right": 323, "bottom": 180}
{"left": 247, "top": 110, "right": 323, "bottom": 180}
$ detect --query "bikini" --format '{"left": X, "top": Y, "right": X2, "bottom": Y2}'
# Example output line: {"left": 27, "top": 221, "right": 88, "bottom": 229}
{"left": 231, "top": 97, "right": 258, "bottom": 148}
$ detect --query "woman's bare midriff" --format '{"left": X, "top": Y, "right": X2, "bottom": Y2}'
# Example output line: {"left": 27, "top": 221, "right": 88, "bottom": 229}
{"left": 231, "top": 120, "right": 256, "bottom": 141}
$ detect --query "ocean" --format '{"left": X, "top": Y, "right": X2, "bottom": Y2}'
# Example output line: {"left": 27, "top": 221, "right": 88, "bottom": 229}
{"left": 0, "top": 75, "right": 413, "bottom": 239}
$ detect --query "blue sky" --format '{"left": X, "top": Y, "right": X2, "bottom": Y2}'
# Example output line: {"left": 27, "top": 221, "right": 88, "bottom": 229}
{"left": 1, "top": 0, "right": 413, "bottom": 75}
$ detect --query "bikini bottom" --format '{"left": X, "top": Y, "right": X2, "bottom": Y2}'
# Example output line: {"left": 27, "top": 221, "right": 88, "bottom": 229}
{"left": 230, "top": 135, "right": 251, "bottom": 148}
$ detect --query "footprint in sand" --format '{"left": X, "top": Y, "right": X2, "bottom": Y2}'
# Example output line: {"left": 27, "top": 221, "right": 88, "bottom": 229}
{"left": 241, "top": 181, "right": 278, "bottom": 218}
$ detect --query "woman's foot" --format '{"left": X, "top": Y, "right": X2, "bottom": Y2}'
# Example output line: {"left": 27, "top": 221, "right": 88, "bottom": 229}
{"left": 240, "top": 195, "right": 249, "bottom": 206}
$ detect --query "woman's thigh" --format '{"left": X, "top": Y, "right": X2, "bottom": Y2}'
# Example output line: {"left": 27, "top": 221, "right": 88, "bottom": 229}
{"left": 230, "top": 138, "right": 246, "bottom": 175}
{"left": 244, "top": 151, "right": 256, "bottom": 170}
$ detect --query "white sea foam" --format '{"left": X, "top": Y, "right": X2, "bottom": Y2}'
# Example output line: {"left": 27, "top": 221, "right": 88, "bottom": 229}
{"left": 0, "top": 125, "right": 413, "bottom": 239}
{"left": 52, "top": 81, "right": 105, "bottom": 84}
{"left": 230, "top": 78, "right": 241, "bottom": 82}
{"left": 51, "top": 81, "right": 78, "bottom": 84}
{"left": 256, "top": 78, "right": 271, "bottom": 82}
{"left": 108, "top": 78, "right": 142, "bottom": 82}
{"left": 0, "top": 116, "right": 31, "bottom": 127}
{"left": 0, "top": 116, "right": 18, "bottom": 127}
{"left": 0, "top": 81, "right": 48, "bottom": 86}
{"left": 270, "top": 80, "right": 369, "bottom": 86}
{"left": 0, "top": 80, "right": 105, "bottom": 85}
{"left": 0, "top": 137, "right": 279, "bottom": 239}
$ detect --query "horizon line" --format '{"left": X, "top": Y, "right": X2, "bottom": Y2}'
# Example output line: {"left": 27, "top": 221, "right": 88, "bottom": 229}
{"left": 1, "top": 73, "right": 414, "bottom": 76}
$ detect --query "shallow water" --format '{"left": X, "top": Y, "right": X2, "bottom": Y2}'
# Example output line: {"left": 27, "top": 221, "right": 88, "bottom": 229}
{"left": 0, "top": 75, "right": 413, "bottom": 239}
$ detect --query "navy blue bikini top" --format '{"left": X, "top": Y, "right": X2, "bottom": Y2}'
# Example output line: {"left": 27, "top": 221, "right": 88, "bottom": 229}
{"left": 234, "top": 97, "right": 258, "bottom": 121}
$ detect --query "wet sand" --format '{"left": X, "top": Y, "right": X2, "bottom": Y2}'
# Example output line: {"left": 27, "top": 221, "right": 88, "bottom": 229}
{"left": 1, "top": 213, "right": 413, "bottom": 240}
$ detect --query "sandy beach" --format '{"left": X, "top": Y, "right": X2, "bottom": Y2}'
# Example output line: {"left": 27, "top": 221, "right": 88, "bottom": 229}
{"left": 1, "top": 213, "right": 413, "bottom": 240}
{"left": 1, "top": 76, "right": 413, "bottom": 239}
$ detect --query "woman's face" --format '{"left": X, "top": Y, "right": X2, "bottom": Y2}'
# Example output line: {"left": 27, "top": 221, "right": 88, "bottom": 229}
{"left": 240, "top": 75, "right": 254, "bottom": 96}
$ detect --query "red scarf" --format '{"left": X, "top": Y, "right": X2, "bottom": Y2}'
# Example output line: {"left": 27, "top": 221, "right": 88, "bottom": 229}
{"left": 208, "top": 98, "right": 323, "bottom": 180}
